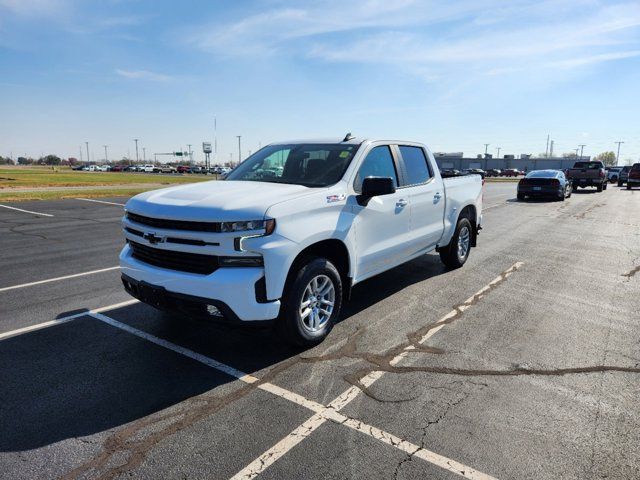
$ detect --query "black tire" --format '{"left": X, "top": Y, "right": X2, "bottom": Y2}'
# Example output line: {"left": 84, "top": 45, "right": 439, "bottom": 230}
{"left": 439, "top": 218, "right": 473, "bottom": 269}
{"left": 603, "top": 183, "right": 608, "bottom": 190}
{"left": 627, "top": 184, "right": 631, "bottom": 190}
{"left": 596, "top": 184, "right": 603, "bottom": 192}
{"left": 278, "top": 257, "right": 342, "bottom": 347}
{"left": 517, "top": 193, "right": 525, "bottom": 200}
{"left": 618, "top": 180, "right": 623, "bottom": 187}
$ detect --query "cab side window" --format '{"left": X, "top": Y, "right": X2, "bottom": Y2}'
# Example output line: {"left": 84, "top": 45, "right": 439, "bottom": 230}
{"left": 399, "top": 146, "right": 432, "bottom": 186}
{"left": 354, "top": 146, "right": 398, "bottom": 193}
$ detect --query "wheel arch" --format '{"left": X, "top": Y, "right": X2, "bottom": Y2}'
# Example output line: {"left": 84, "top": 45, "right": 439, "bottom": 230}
{"left": 283, "top": 239, "right": 352, "bottom": 301}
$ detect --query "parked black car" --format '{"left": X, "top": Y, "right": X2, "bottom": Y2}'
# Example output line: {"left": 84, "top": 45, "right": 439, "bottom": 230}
{"left": 462, "top": 168, "right": 486, "bottom": 178}
{"left": 485, "top": 168, "right": 502, "bottom": 177}
{"left": 617, "top": 166, "right": 631, "bottom": 187}
{"left": 517, "top": 169, "right": 572, "bottom": 201}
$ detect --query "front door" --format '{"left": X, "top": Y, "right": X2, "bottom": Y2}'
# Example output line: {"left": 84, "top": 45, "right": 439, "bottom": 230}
{"left": 350, "top": 145, "right": 411, "bottom": 280}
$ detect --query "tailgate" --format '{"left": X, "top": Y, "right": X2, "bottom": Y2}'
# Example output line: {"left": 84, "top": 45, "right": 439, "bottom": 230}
{"left": 567, "top": 169, "right": 599, "bottom": 179}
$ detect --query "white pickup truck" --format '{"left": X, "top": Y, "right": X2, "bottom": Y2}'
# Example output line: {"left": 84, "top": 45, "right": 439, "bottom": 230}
{"left": 120, "top": 136, "right": 483, "bottom": 345}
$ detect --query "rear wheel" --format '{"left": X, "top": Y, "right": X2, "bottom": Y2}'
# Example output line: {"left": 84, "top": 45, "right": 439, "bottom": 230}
{"left": 278, "top": 257, "right": 342, "bottom": 347}
{"left": 627, "top": 184, "right": 632, "bottom": 190}
{"left": 618, "top": 180, "right": 623, "bottom": 187}
{"left": 517, "top": 193, "right": 525, "bottom": 200}
{"left": 439, "top": 218, "right": 472, "bottom": 269}
{"left": 603, "top": 183, "right": 608, "bottom": 190}
{"left": 596, "top": 184, "right": 603, "bottom": 192}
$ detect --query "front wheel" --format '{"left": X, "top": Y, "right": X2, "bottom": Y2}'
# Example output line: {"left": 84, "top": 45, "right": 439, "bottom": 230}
{"left": 517, "top": 193, "right": 525, "bottom": 200}
{"left": 596, "top": 184, "right": 603, "bottom": 192}
{"left": 439, "top": 218, "right": 473, "bottom": 269}
{"left": 278, "top": 257, "right": 342, "bottom": 347}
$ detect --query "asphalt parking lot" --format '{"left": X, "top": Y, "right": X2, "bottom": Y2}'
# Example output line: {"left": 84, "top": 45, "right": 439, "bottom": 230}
{"left": 1, "top": 183, "right": 639, "bottom": 480}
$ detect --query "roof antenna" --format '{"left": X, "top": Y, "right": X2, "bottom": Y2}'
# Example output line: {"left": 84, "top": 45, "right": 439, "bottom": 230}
{"left": 343, "top": 132, "right": 355, "bottom": 142}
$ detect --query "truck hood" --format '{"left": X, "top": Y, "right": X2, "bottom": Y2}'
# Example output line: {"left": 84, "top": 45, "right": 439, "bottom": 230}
{"left": 125, "top": 180, "right": 313, "bottom": 221}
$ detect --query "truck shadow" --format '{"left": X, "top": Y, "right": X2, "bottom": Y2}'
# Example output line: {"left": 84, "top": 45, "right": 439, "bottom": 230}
{"left": 0, "top": 255, "right": 446, "bottom": 452}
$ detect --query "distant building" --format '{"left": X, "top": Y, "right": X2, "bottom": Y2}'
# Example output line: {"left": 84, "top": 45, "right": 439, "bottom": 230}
{"left": 433, "top": 152, "right": 591, "bottom": 171}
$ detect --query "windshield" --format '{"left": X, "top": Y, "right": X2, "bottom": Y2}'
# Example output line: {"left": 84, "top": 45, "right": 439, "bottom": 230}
{"left": 526, "top": 170, "right": 558, "bottom": 178}
{"left": 225, "top": 143, "right": 360, "bottom": 187}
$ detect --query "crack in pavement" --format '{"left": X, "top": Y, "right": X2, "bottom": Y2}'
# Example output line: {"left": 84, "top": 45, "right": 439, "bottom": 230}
{"left": 59, "top": 261, "right": 640, "bottom": 479}
{"left": 622, "top": 265, "right": 640, "bottom": 279}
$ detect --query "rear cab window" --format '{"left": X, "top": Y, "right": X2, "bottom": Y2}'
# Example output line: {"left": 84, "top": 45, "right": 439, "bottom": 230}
{"left": 397, "top": 145, "right": 433, "bottom": 186}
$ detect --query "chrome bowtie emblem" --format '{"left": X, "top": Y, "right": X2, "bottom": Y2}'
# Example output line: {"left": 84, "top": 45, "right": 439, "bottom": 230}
{"left": 143, "top": 232, "right": 164, "bottom": 245}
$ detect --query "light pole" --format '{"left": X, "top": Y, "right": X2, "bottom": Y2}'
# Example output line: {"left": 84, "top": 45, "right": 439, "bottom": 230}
{"left": 103, "top": 145, "right": 108, "bottom": 162}
{"left": 496, "top": 147, "right": 501, "bottom": 158}
{"left": 187, "top": 144, "right": 192, "bottom": 163}
{"left": 237, "top": 136, "right": 242, "bottom": 163}
{"left": 134, "top": 139, "right": 139, "bottom": 163}
{"left": 484, "top": 143, "right": 489, "bottom": 156}
{"left": 142, "top": 147, "right": 146, "bottom": 162}
{"left": 615, "top": 141, "right": 624, "bottom": 165}
{"left": 85, "top": 142, "right": 90, "bottom": 164}
{"left": 579, "top": 144, "right": 586, "bottom": 160}
{"left": 574, "top": 148, "right": 579, "bottom": 159}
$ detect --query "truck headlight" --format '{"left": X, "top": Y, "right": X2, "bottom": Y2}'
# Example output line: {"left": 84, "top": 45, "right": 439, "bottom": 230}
{"left": 221, "top": 219, "right": 276, "bottom": 234}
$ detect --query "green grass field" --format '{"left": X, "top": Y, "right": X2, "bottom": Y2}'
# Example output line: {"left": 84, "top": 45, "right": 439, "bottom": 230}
{"left": 0, "top": 166, "right": 213, "bottom": 201}
{"left": 0, "top": 166, "right": 211, "bottom": 188}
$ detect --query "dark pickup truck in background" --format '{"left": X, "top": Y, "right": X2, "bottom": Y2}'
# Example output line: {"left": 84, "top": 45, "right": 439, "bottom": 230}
{"left": 566, "top": 161, "right": 607, "bottom": 192}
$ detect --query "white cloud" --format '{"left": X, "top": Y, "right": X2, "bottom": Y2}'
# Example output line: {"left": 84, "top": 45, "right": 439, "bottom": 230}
{"left": 186, "top": 0, "right": 640, "bottom": 80}
{"left": 0, "top": 0, "right": 66, "bottom": 17}
{"left": 115, "top": 69, "right": 173, "bottom": 82}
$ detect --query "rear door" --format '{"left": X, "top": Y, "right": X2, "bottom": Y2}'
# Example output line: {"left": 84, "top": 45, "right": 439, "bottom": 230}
{"left": 395, "top": 145, "right": 446, "bottom": 253}
{"left": 350, "top": 144, "right": 411, "bottom": 278}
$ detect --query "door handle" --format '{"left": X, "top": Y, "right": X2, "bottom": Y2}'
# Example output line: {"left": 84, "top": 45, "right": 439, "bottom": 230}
{"left": 433, "top": 192, "right": 442, "bottom": 200}
{"left": 396, "top": 199, "right": 408, "bottom": 207}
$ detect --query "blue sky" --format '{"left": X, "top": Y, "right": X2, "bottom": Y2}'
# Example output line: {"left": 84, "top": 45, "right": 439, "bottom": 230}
{"left": 1, "top": 0, "right": 639, "bottom": 163}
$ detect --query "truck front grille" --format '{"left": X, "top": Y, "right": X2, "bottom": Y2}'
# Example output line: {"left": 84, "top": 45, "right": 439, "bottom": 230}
{"left": 129, "top": 241, "right": 219, "bottom": 275}
{"left": 126, "top": 212, "right": 221, "bottom": 232}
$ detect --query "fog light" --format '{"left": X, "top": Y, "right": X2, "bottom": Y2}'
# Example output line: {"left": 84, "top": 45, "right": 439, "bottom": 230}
{"left": 206, "top": 304, "right": 222, "bottom": 317}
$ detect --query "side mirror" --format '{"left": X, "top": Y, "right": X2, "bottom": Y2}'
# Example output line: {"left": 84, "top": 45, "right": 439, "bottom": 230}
{"left": 361, "top": 176, "right": 396, "bottom": 197}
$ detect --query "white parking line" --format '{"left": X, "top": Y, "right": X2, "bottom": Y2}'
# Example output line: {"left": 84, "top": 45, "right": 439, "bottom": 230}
{"left": 0, "top": 204, "right": 54, "bottom": 217}
{"left": 86, "top": 309, "right": 498, "bottom": 480}
{"left": 232, "top": 262, "right": 524, "bottom": 479}
{"left": 0, "top": 299, "right": 139, "bottom": 341}
{"left": 76, "top": 198, "right": 126, "bottom": 207}
{"left": 0, "top": 266, "right": 120, "bottom": 293}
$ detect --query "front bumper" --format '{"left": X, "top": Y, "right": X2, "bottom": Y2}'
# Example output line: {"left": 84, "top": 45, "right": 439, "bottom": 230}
{"left": 120, "top": 244, "right": 280, "bottom": 322}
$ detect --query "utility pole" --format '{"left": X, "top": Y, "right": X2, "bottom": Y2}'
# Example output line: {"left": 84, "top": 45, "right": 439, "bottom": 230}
{"left": 237, "top": 135, "right": 242, "bottom": 163}
{"left": 484, "top": 143, "right": 489, "bottom": 156}
{"left": 545, "top": 134, "right": 550, "bottom": 157}
{"left": 134, "top": 139, "right": 139, "bottom": 163}
{"left": 79, "top": 145, "right": 83, "bottom": 162}
{"left": 229, "top": 152, "right": 233, "bottom": 166}
{"left": 85, "top": 142, "right": 90, "bottom": 164}
{"left": 579, "top": 144, "right": 586, "bottom": 160}
{"left": 549, "top": 140, "right": 554, "bottom": 157}
{"left": 103, "top": 145, "right": 108, "bottom": 162}
{"left": 142, "top": 147, "right": 146, "bottom": 162}
{"left": 615, "top": 141, "right": 624, "bottom": 165}
{"left": 214, "top": 116, "right": 218, "bottom": 161}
